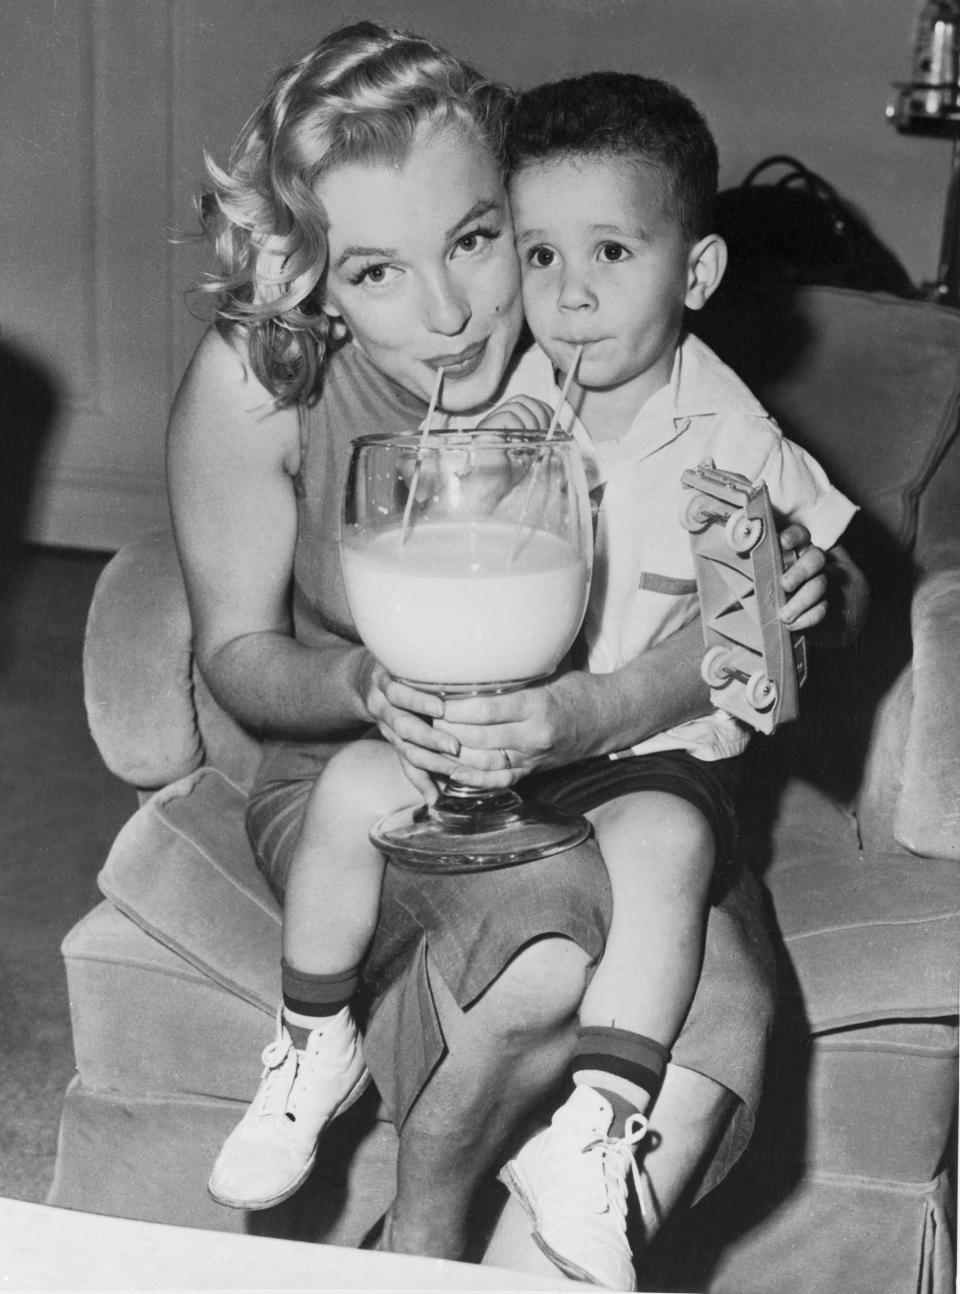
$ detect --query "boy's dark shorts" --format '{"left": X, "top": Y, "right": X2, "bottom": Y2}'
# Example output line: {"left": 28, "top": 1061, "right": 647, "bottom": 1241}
{"left": 247, "top": 747, "right": 774, "bottom": 1201}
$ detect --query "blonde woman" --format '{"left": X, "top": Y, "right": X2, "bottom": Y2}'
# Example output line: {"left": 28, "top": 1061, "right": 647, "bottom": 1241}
{"left": 168, "top": 20, "right": 847, "bottom": 1281}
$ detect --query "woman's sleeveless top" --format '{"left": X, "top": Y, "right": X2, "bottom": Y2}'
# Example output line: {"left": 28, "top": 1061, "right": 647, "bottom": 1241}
{"left": 254, "top": 342, "right": 426, "bottom": 785}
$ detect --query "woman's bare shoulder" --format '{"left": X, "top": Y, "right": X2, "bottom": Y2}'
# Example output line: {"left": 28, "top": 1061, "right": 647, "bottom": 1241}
{"left": 168, "top": 327, "right": 301, "bottom": 475}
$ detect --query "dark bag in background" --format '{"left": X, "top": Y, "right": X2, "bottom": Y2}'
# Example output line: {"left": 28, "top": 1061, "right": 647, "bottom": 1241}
{"left": 714, "top": 154, "right": 918, "bottom": 296}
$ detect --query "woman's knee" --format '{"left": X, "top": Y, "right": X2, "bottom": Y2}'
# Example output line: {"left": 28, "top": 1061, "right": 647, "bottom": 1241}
{"left": 481, "top": 936, "right": 592, "bottom": 1034}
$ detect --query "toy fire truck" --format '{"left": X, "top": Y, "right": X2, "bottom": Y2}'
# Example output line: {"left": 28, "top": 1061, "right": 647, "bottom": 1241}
{"left": 680, "top": 460, "right": 807, "bottom": 734}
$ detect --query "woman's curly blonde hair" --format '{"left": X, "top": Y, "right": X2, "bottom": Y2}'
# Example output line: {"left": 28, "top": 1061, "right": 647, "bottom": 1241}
{"left": 196, "top": 21, "right": 513, "bottom": 405}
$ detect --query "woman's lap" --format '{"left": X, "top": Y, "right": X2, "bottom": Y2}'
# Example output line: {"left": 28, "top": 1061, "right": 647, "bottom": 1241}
{"left": 245, "top": 751, "right": 775, "bottom": 1195}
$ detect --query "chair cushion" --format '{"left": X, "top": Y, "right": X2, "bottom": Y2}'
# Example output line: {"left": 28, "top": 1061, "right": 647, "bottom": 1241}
{"left": 662, "top": 1166, "right": 955, "bottom": 1294}
{"left": 900, "top": 566, "right": 960, "bottom": 858}
{"left": 99, "top": 768, "right": 959, "bottom": 1045}
{"left": 97, "top": 767, "right": 281, "bottom": 1011}
{"left": 804, "top": 1019, "right": 958, "bottom": 1182}
{"left": 48, "top": 1077, "right": 396, "bottom": 1245}
{"left": 83, "top": 530, "right": 203, "bottom": 789}
{"left": 692, "top": 285, "right": 960, "bottom": 551}
{"left": 84, "top": 529, "right": 264, "bottom": 793}
{"left": 767, "top": 836, "right": 960, "bottom": 1032}
{"left": 61, "top": 901, "right": 271, "bottom": 1101}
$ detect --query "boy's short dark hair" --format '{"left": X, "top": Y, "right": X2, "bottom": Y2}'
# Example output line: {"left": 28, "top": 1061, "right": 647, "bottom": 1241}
{"left": 506, "top": 72, "right": 718, "bottom": 243}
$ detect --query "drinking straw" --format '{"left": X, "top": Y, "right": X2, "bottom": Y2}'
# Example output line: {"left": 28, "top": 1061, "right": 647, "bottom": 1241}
{"left": 544, "top": 344, "right": 583, "bottom": 441}
{"left": 400, "top": 366, "right": 445, "bottom": 545}
{"left": 507, "top": 345, "right": 583, "bottom": 562}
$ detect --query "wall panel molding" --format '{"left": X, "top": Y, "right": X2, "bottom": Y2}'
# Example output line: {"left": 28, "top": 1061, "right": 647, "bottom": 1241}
{"left": 6, "top": 2, "right": 174, "bottom": 550}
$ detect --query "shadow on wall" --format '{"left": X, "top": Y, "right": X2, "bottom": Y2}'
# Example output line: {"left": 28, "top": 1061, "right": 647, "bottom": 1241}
{"left": 0, "top": 337, "right": 60, "bottom": 665}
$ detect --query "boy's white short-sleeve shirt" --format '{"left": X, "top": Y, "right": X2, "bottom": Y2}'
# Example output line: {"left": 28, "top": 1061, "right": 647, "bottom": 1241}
{"left": 468, "top": 332, "right": 858, "bottom": 761}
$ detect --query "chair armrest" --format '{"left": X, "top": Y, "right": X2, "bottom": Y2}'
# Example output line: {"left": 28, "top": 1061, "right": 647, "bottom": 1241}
{"left": 895, "top": 567, "right": 960, "bottom": 859}
{"left": 83, "top": 530, "right": 203, "bottom": 790}
{"left": 894, "top": 418, "right": 960, "bottom": 859}
{"left": 853, "top": 415, "right": 960, "bottom": 861}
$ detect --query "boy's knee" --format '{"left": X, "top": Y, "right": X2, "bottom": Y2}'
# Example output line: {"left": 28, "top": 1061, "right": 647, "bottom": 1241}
{"left": 315, "top": 739, "right": 408, "bottom": 816}
{"left": 322, "top": 738, "right": 386, "bottom": 781}
{"left": 595, "top": 791, "right": 715, "bottom": 883}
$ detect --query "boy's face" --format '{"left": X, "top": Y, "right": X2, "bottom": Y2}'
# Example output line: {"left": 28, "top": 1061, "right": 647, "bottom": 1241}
{"left": 509, "top": 153, "right": 697, "bottom": 409}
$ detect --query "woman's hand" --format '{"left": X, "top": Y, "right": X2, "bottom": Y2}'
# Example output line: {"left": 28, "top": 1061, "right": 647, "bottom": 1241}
{"left": 358, "top": 657, "right": 463, "bottom": 802}
{"left": 432, "top": 671, "right": 601, "bottom": 789}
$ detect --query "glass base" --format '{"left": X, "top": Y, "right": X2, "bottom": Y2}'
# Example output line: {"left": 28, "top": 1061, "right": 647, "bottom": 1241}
{"left": 371, "top": 783, "right": 591, "bottom": 873}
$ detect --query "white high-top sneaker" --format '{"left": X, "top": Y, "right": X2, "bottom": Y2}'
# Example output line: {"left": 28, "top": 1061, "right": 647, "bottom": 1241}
{"left": 498, "top": 1086, "right": 649, "bottom": 1291}
{"left": 208, "top": 1007, "right": 370, "bottom": 1210}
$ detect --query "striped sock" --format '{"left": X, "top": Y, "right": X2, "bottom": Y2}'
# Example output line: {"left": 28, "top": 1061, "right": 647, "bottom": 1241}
{"left": 572, "top": 1026, "right": 671, "bottom": 1135}
{"left": 281, "top": 960, "right": 361, "bottom": 1048}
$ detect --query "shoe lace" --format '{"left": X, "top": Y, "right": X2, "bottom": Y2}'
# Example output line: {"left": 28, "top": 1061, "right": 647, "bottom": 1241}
{"left": 582, "top": 1112, "right": 650, "bottom": 1225}
{"left": 253, "top": 1033, "right": 297, "bottom": 1124}
{"left": 284, "top": 1032, "right": 330, "bottom": 1122}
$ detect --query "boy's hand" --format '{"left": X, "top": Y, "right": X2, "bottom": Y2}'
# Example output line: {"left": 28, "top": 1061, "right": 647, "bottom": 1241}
{"left": 475, "top": 395, "right": 553, "bottom": 431}
{"left": 778, "top": 524, "right": 869, "bottom": 644}
{"left": 778, "top": 523, "right": 828, "bottom": 632}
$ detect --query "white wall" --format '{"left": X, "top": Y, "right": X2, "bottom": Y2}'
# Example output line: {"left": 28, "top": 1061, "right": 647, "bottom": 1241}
{"left": 1, "top": 0, "right": 951, "bottom": 549}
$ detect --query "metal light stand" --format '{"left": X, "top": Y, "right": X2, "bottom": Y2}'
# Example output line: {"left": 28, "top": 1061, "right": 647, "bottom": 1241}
{"left": 888, "top": 5, "right": 960, "bottom": 307}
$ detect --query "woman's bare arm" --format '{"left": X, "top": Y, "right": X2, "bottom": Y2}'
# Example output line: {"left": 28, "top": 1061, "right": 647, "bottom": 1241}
{"left": 166, "top": 328, "right": 460, "bottom": 788}
{"left": 166, "top": 328, "right": 371, "bottom": 737}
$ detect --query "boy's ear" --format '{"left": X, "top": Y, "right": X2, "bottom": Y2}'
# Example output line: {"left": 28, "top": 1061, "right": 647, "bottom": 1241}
{"left": 684, "top": 234, "right": 727, "bottom": 311}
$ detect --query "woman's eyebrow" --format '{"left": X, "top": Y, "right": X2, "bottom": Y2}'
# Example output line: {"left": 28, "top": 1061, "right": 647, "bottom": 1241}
{"left": 333, "top": 243, "right": 396, "bottom": 270}
{"left": 445, "top": 198, "right": 501, "bottom": 240}
{"left": 333, "top": 198, "right": 503, "bottom": 271}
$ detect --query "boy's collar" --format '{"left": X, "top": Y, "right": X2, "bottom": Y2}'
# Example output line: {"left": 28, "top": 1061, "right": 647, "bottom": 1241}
{"left": 567, "top": 331, "right": 768, "bottom": 473}
{"left": 669, "top": 330, "right": 768, "bottom": 423}
{"left": 552, "top": 328, "right": 766, "bottom": 443}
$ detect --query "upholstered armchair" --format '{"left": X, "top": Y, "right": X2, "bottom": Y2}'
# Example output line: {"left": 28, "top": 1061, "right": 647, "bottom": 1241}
{"left": 50, "top": 286, "right": 959, "bottom": 1294}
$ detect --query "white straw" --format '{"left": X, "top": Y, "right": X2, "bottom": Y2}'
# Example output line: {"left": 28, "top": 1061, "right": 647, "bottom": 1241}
{"left": 424, "top": 363, "right": 446, "bottom": 433}
{"left": 400, "top": 367, "right": 445, "bottom": 545}
{"left": 507, "top": 345, "right": 583, "bottom": 563}
{"left": 545, "top": 345, "right": 583, "bottom": 440}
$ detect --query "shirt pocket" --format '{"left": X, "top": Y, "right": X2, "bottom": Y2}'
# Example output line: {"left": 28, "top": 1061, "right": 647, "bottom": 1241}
{"left": 637, "top": 569, "right": 698, "bottom": 596}
{"left": 637, "top": 544, "right": 698, "bottom": 598}
{"left": 620, "top": 546, "right": 700, "bottom": 660}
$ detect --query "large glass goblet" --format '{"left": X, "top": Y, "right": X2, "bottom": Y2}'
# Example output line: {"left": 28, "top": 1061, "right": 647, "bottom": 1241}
{"left": 341, "top": 428, "right": 593, "bottom": 873}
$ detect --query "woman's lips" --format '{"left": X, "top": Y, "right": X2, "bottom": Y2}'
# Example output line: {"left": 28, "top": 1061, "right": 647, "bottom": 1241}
{"left": 426, "top": 339, "right": 487, "bottom": 380}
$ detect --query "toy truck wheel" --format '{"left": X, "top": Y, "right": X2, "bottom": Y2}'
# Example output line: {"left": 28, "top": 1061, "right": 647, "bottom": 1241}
{"left": 701, "top": 645, "right": 733, "bottom": 688}
{"left": 725, "top": 511, "right": 763, "bottom": 554}
{"left": 745, "top": 670, "right": 778, "bottom": 712}
{"left": 681, "top": 491, "right": 712, "bottom": 533}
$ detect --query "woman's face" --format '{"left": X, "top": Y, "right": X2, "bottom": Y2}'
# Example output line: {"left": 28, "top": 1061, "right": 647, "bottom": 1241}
{"left": 321, "top": 121, "right": 523, "bottom": 414}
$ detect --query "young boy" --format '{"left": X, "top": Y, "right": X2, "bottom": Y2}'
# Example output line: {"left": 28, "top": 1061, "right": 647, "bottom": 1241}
{"left": 479, "top": 71, "right": 860, "bottom": 1288}
{"left": 209, "top": 72, "right": 861, "bottom": 1291}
